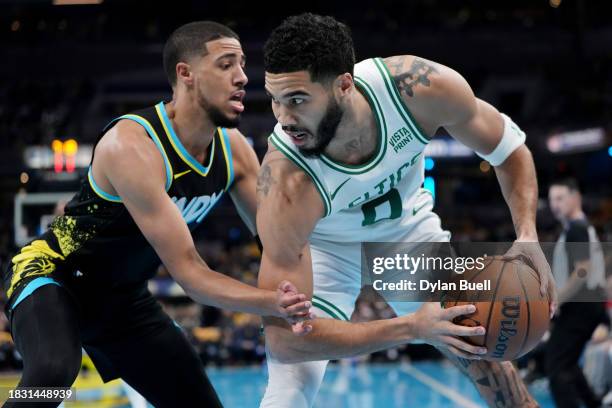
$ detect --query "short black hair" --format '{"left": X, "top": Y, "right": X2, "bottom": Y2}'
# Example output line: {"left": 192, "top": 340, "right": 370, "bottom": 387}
{"left": 163, "top": 21, "right": 239, "bottom": 87}
{"left": 263, "top": 13, "right": 355, "bottom": 83}
{"left": 550, "top": 177, "right": 581, "bottom": 193}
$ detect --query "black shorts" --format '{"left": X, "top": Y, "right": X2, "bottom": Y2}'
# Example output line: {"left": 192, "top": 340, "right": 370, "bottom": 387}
{"left": 3, "top": 231, "right": 223, "bottom": 407}
{"left": 4, "top": 249, "right": 223, "bottom": 408}
{"left": 8, "top": 282, "right": 223, "bottom": 407}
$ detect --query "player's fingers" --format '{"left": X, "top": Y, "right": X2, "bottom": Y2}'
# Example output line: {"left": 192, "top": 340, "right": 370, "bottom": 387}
{"left": 446, "top": 344, "right": 482, "bottom": 360}
{"left": 284, "top": 301, "right": 311, "bottom": 315}
{"left": 548, "top": 281, "right": 558, "bottom": 318}
{"left": 284, "top": 301, "right": 312, "bottom": 316}
{"left": 538, "top": 272, "right": 548, "bottom": 297}
{"left": 291, "top": 321, "right": 303, "bottom": 333}
{"left": 278, "top": 293, "right": 307, "bottom": 308}
{"left": 549, "top": 301, "right": 557, "bottom": 319}
{"left": 441, "top": 335, "right": 487, "bottom": 356}
{"left": 279, "top": 280, "right": 297, "bottom": 294}
{"left": 444, "top": 304, "right": 476, "bottom": 320}
{"left": 291, "top": 321, "right": 312, "bottom": 336}
{"left": 502, "top": 245, "right": 522, "bottom": 260}
{"left": 502, "top": 251, "right": 520, "bottom": 261}
{"left": 446, "top": 322, "right": 486, "bottom": 337}
{"left": 532, "top": 256, "right": 551, "bottom": 297}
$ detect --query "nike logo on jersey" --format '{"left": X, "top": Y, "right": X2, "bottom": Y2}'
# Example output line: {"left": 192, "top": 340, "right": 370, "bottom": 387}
{"left": 172, "top": 191, "right": 223, "bottom": 224}
{"left": 174, "top": 169, "right": 192, "bottom": 179}
{"left": 330, "top": 178, "right": 351, "bottom": 200}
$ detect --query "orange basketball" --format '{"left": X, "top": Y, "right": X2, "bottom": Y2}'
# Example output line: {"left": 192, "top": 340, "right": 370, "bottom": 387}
{"left": 442, "top": 257, "right": 550, "bottom": 361}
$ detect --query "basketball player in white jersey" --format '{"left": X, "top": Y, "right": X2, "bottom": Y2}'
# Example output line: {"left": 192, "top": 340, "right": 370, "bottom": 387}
{"left": 256, "top": 14, "right": 557, "bottom": 408}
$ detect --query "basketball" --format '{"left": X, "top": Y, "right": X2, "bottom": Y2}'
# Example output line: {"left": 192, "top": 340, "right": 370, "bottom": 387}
{"left": 443, "top": 257, "right": 550, "bottom": 361}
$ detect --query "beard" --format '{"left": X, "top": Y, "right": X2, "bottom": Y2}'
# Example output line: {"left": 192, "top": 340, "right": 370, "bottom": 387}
{"left": 297, "top": 98, "right": 344, "bottom": 158}
{"left": 197, "top": 87, "right": 241, "bottom": 128}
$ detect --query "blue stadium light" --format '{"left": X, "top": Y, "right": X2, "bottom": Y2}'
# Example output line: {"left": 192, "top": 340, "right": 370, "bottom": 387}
{"left": 424, "top": 157, "right": 435, "bottom": 171}
{"left": 424, "top": 176, "right": 435, "bottom": 198}
{"left": 608, "top": 146, "right": 612, "bottom": 157}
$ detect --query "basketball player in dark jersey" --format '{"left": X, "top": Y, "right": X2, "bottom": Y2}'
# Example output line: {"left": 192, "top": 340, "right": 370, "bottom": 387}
{"left": 2, "top": 22, "right": 311, "bottom": 407}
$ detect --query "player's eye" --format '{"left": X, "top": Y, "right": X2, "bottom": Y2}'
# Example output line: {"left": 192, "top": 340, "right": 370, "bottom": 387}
{"left": 290, "top": 97, "right": 305, "bottom": 106}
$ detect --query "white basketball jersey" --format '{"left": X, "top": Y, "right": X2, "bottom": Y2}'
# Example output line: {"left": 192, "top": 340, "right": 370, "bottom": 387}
{"left": 269, "top": 58, "right": 434, "bottom": 243}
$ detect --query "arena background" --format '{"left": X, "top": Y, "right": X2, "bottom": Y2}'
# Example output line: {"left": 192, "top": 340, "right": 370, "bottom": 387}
{"left": 0, "top": 0, "right": 610, "bottom": 406}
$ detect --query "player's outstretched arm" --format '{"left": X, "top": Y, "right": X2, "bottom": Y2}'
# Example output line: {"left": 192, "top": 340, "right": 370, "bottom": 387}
{"left": 257, "top": 145, "right": 487, "bottom": 363}
{"left": 91, "top": 120, "right": 310, "bottom": 320}
{"left": 384, "top": 55, "right": 556, "bottom": 311}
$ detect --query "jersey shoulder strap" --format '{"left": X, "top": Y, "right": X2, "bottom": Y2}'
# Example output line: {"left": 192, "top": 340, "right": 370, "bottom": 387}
{"left": 354, "top": 58, "right": 429, "bottom": 145}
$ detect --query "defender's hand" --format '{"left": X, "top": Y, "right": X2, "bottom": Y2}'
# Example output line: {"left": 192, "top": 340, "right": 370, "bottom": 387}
{"left": 276, "top": 280, "right": 315, "bottom": 335}
{"left": 503, "top": 240, "right": 557, "bottom": 318}
{"left": 411, "top": 303, "right": 487, "bottom": 360}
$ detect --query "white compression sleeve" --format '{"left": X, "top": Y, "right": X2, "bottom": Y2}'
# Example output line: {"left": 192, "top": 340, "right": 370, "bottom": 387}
{"left": 476, "top": 113, "right": 526, "bottom": 166}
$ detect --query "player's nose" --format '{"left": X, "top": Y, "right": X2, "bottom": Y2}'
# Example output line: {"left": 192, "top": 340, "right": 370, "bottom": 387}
{"left": 276, "top": 105, "right": 297, "bottom": 127}
{"left": 234, "top": 66, "right": 248, "bottom": 87}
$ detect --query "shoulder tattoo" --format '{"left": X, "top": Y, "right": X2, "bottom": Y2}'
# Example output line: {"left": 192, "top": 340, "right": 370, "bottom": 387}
{"left": 387, "top": 56, "right": 438, "bottom": 98}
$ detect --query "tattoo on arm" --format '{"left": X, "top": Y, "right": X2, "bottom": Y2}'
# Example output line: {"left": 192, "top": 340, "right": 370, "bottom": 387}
{"left": 256, "top": 164, "right": 275, "bottom": 198}
{"left": 387, "top": 56, "right": 438, "bottom": 98}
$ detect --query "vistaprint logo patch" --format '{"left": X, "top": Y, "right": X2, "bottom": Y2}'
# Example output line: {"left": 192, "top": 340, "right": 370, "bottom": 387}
{"left": 388, "top": 127, "right": 414, "bottom": 153}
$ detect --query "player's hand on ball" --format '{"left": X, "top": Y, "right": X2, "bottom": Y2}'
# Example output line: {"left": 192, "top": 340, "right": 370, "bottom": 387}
{"left": 276, "top": 280, "right": 316, "bottom": 336}
{"left": 503, "top": 240, "right": 558, "bottom": 318}
{"left": 412, "top": 303, "right": 487, "bottom": 360}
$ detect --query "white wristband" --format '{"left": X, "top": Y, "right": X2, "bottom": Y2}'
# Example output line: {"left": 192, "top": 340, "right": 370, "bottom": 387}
{"left": 476, "top": 113, "right": 526, "bottom": 166}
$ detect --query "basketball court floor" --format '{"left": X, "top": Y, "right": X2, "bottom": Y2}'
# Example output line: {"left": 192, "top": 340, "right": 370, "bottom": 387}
{"left": 210, "top": 362, "right": 555, "bottom": 408}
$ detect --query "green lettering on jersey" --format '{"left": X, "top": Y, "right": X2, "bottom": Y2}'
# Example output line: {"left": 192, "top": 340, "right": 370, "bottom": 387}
{"left": 361, "top": 188, "right": 402, "bottom": 226}
{"left": 347, "top": 152, "right": 422, "bottom": 209}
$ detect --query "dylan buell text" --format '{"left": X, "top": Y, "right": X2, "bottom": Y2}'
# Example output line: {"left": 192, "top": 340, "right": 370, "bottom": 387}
{"left": 372, "top": 279, "right": 492, "bottom": 292}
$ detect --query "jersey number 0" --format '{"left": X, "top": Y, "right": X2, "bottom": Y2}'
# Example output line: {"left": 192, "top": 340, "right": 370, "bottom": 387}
{"left": 360, "top": 188, "right": 402, "bottom": 226}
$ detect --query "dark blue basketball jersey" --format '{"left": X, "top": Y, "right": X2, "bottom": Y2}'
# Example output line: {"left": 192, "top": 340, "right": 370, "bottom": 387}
{"left": 7, "top": 101, "right": 235, "bottom": 295}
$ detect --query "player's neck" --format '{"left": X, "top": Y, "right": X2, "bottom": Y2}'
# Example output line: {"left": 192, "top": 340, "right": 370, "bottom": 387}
{"left": 323, "top": 88, "right": 378, "bottom": 165}
{"left": 165, "top": 99, "right": 216, "bottom": 159}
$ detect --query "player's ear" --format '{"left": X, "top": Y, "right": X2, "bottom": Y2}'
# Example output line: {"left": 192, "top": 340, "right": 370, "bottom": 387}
{"left": 176, "top": 62, "right": 194, "bottom": 87}
{"left": 334, "top": 73, "right": 353, "bottom": 99}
